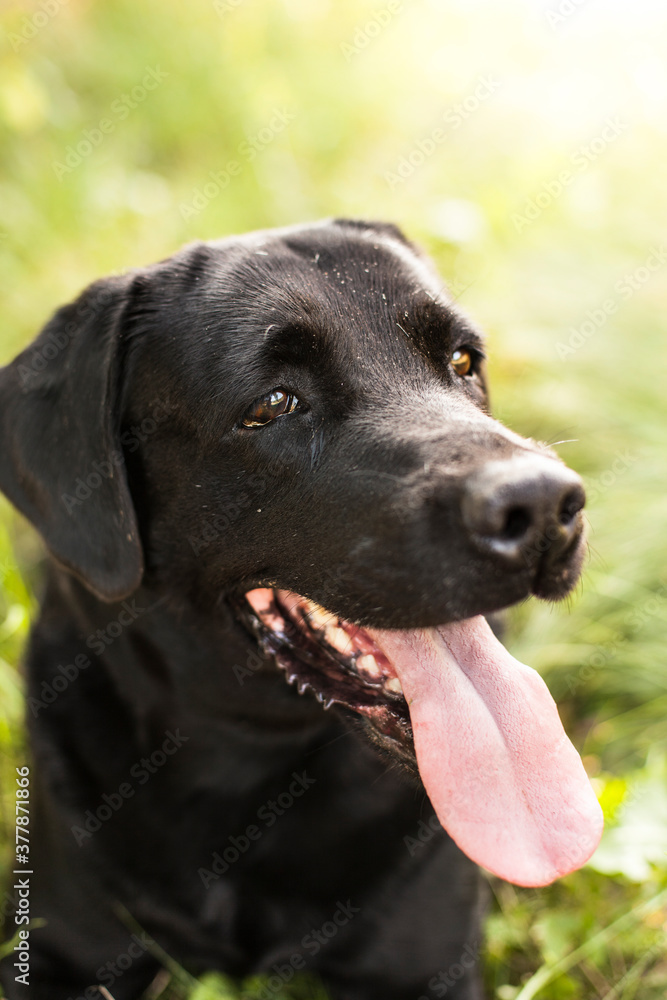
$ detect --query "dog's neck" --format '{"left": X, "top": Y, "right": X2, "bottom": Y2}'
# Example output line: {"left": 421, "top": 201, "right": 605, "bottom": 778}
{"left": 39, "top": 564, "right": 331, "bottom": 742}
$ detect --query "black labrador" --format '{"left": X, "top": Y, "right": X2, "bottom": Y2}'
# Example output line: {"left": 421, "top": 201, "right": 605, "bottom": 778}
{"left": 0, "top": 220, "right": 602, "bottom": 1000}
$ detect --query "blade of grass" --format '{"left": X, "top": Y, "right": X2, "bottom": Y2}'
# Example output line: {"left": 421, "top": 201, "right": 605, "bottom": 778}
{"left": 599, "top": 932, "right": 667, "bottom": 1000}
{"left": 514, "top": 886, "right": 667, "bottom": 1000}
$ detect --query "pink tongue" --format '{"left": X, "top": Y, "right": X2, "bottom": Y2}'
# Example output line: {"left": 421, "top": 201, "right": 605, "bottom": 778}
{"left": 369, "top": 617, "right": 603, "bottom": 886}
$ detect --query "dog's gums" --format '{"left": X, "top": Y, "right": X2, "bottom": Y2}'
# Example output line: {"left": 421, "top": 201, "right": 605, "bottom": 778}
{"left": 242, "top": 587, "right": 603, "bottom": 888}
{"left": 240, "top": 588, "right": 413, "bottom": 750}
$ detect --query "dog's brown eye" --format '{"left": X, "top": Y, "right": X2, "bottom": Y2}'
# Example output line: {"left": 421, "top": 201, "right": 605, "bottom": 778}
{"left": 451, "top": 349, "right": 472, "bottom": 377}
{"left": 242, "top": 389, "right": 299, "bottom": 428}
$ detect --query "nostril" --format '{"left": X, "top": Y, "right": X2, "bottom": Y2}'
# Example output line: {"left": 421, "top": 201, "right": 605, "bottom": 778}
{"left": 461, "top": 457, "right": 586, "bottom": 567}
{"left": 502, "top": 505, "right": 532, "bottom": 541}
{"left": 558, "top": 488, "right": 585, "bottom": 527}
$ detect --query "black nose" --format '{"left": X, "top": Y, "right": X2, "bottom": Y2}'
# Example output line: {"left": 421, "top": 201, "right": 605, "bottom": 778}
{"left": 461, "top": 455, "right": 585, "bottom": 568}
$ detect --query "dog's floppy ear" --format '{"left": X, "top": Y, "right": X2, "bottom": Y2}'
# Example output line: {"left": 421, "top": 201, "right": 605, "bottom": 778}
{"left": 0, "top": 274, "right": 144, "bottom": 602}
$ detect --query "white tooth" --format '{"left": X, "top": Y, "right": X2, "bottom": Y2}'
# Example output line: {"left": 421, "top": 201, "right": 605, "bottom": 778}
{"left": 297, "top": 681, "right": 308, "bottom": 695}
{"left": 356, "top": 654, "right": 382, "bottom": 679}
{"left": 325, "top": 626, "right": 352, "bottom": 655}
{"left": 303, "top": 603, "right": 332, "bottom": 630}
{"left": 384, "top": 677, "right": 403, "bottom": 695}
{"left": 323, "top": 698, "right": 334, "bottom": 710}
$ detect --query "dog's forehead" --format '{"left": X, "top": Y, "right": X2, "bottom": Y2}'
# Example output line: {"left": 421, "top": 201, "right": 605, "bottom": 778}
{"left": 137, "top": 225, "right": 483, "bottom": 416}
{"left": 253, "top": 223, "right": 441, "bottom": 286}
{"left": 233, "top": 225, "right": 445, "bottom": 305}
{"left": 197, "top": 225, "right": 460, "bottom": 358}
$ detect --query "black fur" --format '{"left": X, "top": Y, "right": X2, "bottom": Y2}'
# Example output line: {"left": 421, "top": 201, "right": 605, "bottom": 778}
{"left": 0, "top": 220, "right": 586, "bottom": 1000}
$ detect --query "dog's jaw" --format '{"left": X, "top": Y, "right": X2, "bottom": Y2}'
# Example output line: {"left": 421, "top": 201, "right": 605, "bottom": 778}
{"left": 237, "top": 586, "right": 603, "bottom": 888}
{"left": 235, "top": 588, "right": 415, "bottom": 764}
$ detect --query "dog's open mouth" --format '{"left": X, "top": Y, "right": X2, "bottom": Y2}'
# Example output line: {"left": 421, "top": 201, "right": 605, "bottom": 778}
{"left": 240, "top": 587, "right": 603, "bottom": 888}
{"left": 242, "top": 586, "right": 412, "bottom": 729}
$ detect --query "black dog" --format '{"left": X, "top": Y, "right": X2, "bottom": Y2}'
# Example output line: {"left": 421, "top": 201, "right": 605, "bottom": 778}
{"left": 0, "top": 220, "right": 602, "bottom": 1000}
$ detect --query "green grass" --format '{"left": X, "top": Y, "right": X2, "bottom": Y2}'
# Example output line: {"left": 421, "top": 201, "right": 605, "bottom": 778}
{"left": 1, "top": 1, "right": 666, "bottom": 997}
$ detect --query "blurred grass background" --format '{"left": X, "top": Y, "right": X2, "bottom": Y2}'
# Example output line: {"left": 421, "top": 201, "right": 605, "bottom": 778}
{"left": 0, "top": 0, "right": 666, "bottom": 996}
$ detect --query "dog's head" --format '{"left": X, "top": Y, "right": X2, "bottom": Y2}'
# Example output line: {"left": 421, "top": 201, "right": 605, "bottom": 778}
{"left": 0, "top": 218, "right": 602, "bottom": 886}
